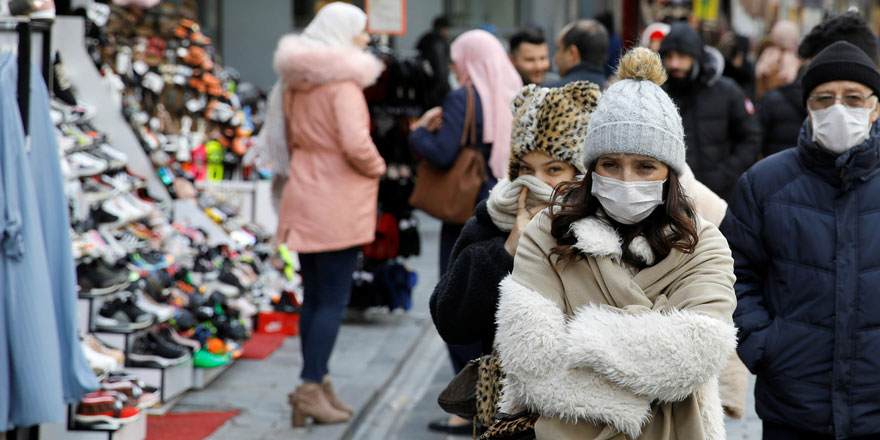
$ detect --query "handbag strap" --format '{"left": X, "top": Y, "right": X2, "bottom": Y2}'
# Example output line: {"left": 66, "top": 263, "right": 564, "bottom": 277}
{"left": 460, "top": 86, "right": 478, "bottom": 147}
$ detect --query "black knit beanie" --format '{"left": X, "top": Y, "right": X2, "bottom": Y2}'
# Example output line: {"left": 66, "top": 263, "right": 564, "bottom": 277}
{"left": 802, "top": 41, "right": 880, "bottom": 107}
{"left": 658, "top": 22, "right": 703, "bottom": 59}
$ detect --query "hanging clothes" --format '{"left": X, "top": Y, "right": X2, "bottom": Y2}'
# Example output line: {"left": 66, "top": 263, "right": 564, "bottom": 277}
{"left": 25, "top": 63, "right": 100, "bottom": 403}
{"left": 0, "top": 50, "right": 95, "bottom": 430}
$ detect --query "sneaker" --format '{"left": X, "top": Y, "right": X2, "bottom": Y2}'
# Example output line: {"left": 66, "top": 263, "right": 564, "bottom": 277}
{"left": 81, "top": 339, "right": 119, "bottom": 375}
{"left": 97, "top": 297, "right": 154, "bottom": 331}
{"left": 53, "top": 52, "right": 78, "bottom": 106}
{"left": 101, "top": 380, "right": 157, "bottom": 409}
{"left": 127, "top": 332, "right": 189, "bottom": 368}
{"left": 193, "top": 348, "right": 229, "bottom": 369}
{"left": 134, "top": 292, "right": 176, "bottom": 323}
{"left": 74, "top": 391, "right": 139, "bottom": 427}
{"left": 8, "top": 0, "right": 55, "bottom": 19}
{"left": 159, "top": 326, "right": 200, "bottom": 352}
{"left": 84, "top": 334, "right": 126, "bottom": 366}
{"left": 67, "top": 151, "right": 108, "bottom": 177}
{"left": 77, "top": 261, "right": 130, "bottom": 295}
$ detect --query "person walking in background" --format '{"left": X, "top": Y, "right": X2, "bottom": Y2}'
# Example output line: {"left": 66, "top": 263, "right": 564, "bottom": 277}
{"left": 595, "top": 11, "right": 623, "bottom": 77}
{"left": 641, "top": 22, "right": 670, "bottom": 52}
{"left": 416, "top": 15, "right": 452, "bottom": 107}
{"left": 755, "top": 21, "right": 800, "bottom": 100}
{"left": 271, "top": 2, "right": 386, "bottom": 427}
{"left": 758, "top": 12, "right": 880, "bottom": 158}
{"left": 723, "top": 41, "right": 880, "bottom": 439}
{"left": 494, "top": 48, "right": 736, "bottom": 440}
{"left": 408, "top": 28, "right": 522, "bottom": 435}
{"left": 509, "top": 26, "right": 551, "bottom": 85}
{"left": 544, "top": 19, "right": 609, "bottom": 88}
{"left": 720, "top": 34, "right": 756, "bottom": 100}
{"left": 660, "top": 22, "right": 761, "bottom": 200}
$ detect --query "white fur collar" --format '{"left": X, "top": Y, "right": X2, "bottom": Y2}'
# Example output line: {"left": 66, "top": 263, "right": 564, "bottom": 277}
{"left": 569, "top": 215, "right": 655, "bottom": 265}
{"left": 273, "top": 35, "right": 384, "bottom": 88}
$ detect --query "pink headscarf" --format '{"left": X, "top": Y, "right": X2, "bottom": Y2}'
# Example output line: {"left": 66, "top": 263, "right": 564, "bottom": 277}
{"left": 451, "top": 30, "right": 523, "bottom": 179}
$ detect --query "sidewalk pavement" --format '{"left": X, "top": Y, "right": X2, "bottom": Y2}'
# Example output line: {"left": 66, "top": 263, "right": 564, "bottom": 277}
{"left": 174, "top": 212, "right": 762, "bottom": 439}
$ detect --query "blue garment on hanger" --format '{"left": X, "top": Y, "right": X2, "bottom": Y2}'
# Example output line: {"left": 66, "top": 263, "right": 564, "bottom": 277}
{"left": 26, "top": 64, "right": 99, "bottom": 403}
{"left": 0, "top": 51, "right": 65, "bottom": 429}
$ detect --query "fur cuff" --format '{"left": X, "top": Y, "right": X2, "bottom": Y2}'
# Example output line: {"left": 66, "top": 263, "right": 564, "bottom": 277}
{"left": 564, "top": 304, "right": 737, "bottom": 402}
{"left": 495, "top": 276, "right": 652, "bottom": 438}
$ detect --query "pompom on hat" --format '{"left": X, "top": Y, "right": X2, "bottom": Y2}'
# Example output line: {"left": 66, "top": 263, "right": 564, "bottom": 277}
{"left": 582, "top": 47, "right": 686, "bottom": 175}
{"left": 508, "top": 81, "right": 601, "bottom": 180}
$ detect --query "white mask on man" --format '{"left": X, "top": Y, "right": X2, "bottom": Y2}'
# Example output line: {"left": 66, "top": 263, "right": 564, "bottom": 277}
{"left": 810, "top": 103, "right": 875, "bottom": 154}
{"left": 591, "top": 172, "right": 666, "bottom": 225}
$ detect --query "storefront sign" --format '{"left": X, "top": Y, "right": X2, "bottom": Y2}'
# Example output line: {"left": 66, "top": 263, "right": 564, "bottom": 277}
{"left": 366, "top": 0, "right": 407, "bottom": 35}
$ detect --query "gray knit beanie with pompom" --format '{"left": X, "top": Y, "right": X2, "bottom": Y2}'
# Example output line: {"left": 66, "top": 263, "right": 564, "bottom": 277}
{"left": 582, "top": 47, "right": 686, "bottom": 175}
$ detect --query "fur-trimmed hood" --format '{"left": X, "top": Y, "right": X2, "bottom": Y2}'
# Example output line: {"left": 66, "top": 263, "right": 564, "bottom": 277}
{"left": 273, "top": 35, "right": 384, "bottom": 89}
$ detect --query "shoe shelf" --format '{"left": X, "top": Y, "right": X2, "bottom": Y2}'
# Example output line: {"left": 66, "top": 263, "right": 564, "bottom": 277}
{"left": 36, "top": 409, "right": 146, "bottom": 440}
{"left": 191, "top": 357, "right": 234, "bottom": 390}
{"left": 125, "top": 356, "right": 194, "bottom": 404}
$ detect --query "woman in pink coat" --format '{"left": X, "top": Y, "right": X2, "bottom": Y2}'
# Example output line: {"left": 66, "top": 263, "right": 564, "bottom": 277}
{"left": 272, "top": 2, "right": 386, "bottom": 427}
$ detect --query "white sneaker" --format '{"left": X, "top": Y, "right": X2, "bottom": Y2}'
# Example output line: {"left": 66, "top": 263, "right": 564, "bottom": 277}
{"left": 81, "top": 339, "right": 119, "bottom": 374}
{"left": 68, "top": 152, "right": 108, "bottom": 177}
{"left": 134, "top": 292, "right": 176, "bottom": 323}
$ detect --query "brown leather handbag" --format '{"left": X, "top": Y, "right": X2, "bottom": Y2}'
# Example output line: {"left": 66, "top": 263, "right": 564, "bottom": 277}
{"left": 409, "top": 87, "right": 487, "bottom": 224}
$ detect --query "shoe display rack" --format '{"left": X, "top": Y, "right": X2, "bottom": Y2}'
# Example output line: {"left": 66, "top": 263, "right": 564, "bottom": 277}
{"left": 39, "top": 411, "right": 147, "bottom": 440}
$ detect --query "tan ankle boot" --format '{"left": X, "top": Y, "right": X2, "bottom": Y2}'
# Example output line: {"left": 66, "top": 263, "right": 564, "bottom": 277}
{"left": 321, "top": 376, "right": 354, "bottom": 415}
{"left": 290, "top": 382, "right": 350, "bottom": 427}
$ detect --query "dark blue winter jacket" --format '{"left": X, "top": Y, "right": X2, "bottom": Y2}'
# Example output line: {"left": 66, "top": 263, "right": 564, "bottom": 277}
{"left": 721, "top": 121, "right": 880, "bottom": 438}
{"left": 408, "top": 87, "right": 496, "bottom": 202}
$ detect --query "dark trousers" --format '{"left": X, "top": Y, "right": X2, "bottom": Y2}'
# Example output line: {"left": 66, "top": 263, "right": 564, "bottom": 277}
{"left": 763, "top": 421, "right": 880, "bottom": 440}
{"left": 439, "top": 222, "right": 482, "bottom": 373}
{"left": 298, "top": 247, "right": 360, "bottom": 383}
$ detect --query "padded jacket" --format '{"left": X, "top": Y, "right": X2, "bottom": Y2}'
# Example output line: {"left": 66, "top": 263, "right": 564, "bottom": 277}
{"left": 664, "top": 49, "right": 762, "bottom": 200}
{"left": 758, "top": 80, "right": 806, "bottom": 158}
{"left": 721, "top": 121, "right": 880, "bottom": 438}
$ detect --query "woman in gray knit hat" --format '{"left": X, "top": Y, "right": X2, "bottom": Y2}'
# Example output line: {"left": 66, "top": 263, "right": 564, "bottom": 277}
{"left": 493, "top": 47, "right": 737, "bottom": 440}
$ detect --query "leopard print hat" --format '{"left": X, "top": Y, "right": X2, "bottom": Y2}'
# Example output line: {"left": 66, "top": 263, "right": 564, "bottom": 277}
{"left": 507, "top": 80, "right": 601, "bottom": 181}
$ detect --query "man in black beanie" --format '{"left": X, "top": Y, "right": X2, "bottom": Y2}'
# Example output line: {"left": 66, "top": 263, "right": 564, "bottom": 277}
{"left": 658, "top": 22, "right": 761, "bottom": 201}
{"left": 758, "top": 11, "right": 880, "bottom": 158}
{"left": 723, "top": 40, "right": 880, "bottom": 439}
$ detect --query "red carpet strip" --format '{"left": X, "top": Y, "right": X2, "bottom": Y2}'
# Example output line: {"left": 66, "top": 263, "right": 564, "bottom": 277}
{"left": 147, "top": 410, "right": 239, "bottom": 440}
{"left": 240, "top": 333, "right": 288, "bottom": 359}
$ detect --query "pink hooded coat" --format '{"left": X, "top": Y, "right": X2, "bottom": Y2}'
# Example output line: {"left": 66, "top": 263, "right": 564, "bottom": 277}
{"left": 273, "top": 35, "right": 386, "bottom": 253}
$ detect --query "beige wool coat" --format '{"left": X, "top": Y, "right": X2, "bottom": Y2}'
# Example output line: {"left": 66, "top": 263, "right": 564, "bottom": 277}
{"left": 495, "top": 209, "right": 737, "bottom": 440}
{"left": 680, "top": 165, "right": 750, "bottom": 420}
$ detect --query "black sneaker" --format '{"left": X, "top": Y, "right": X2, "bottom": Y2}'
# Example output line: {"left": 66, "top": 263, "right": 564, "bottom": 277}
{"left": 53, "top": 52, "right": 78, "bottom": 106}
{"left": 127, "top": 333, "right": 189, "bottom": 368}
{"left": 96, "top": 297, "right": 154, "bottom": 331}
{"left": 78, "top": 261, "right": 130, "bottom": 295}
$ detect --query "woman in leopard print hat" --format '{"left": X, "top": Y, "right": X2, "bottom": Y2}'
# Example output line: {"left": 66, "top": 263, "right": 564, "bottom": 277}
{"left": 428, "top": 80, "right": 601, "bottom": 432}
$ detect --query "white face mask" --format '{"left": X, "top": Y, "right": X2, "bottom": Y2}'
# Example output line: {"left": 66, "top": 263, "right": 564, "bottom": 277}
{"left": 591, "top": 172, "right": 666, "bottom": 225}
{"left": 810, "top": 103, "right": 875, "bottom": 154}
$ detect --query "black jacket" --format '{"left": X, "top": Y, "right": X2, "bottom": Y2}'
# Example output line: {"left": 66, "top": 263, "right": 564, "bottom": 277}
{"left": 721, "top": 121, "right": 880, "bottom": 437}
{"left": 663, "top": 49, "right": 762, "bottom": 200}
{"left": 543, "top": 62, "right": 607, "bottom": 89}
{"left": 416, "top": 31, "right": 451, "bottom": 107}
{"left": 429, "top": 200, "right": 512, "bottom": 354}
{"left": 758, "top": 80, "right": 806, "bottom": 158}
